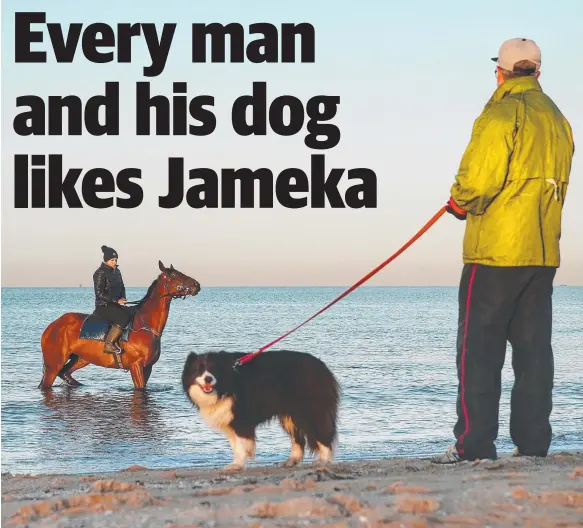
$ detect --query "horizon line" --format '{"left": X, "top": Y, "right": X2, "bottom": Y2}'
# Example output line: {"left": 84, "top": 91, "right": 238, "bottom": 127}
{"left": 1, "top": 284, "right": 581, "bottom": 289}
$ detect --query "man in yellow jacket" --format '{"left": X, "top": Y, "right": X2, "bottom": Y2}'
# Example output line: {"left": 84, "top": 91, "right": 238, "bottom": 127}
{"left": 432, "top": 38, "right": 575, "bottom": 463}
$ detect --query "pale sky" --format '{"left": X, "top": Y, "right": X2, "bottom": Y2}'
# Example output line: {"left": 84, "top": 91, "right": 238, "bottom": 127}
{"left": 1, "top": 0, "right": 582, "bottom": 287}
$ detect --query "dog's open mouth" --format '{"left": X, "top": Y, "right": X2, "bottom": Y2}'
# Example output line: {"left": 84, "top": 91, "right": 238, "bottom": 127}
{"left": 198, "top": 383, "right": 214, "bottom": 394}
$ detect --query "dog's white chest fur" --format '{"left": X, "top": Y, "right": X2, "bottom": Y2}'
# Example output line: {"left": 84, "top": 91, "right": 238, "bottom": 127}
{"left": 188, "top": 385, "right": 234, "bottom": 430}
{"left": 200, "top": 397, "right": 235, "bottom": 430}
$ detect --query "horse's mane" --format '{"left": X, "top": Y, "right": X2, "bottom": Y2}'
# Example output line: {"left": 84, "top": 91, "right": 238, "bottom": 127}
{"left": 134, "top": 276, "right": 160, "bottom": 310}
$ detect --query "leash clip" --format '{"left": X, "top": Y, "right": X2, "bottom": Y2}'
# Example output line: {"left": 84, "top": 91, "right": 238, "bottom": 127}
{"left": 233, "top": 352, "right": 255, "bottom": 371}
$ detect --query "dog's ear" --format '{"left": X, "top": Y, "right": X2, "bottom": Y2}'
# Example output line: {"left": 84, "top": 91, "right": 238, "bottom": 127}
{"left": 184, "top": 352, "right": 198, "bottom": 364}
{"left": 182, "top": 352, "right": 199, "bottom": 373}
{"left": 182, "top": 352, "right": 199, "bottom": 393}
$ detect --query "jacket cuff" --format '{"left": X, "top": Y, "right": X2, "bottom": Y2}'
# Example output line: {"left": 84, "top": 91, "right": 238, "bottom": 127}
{"left": 448, "top": 196, "right": 467, "bottom": 216}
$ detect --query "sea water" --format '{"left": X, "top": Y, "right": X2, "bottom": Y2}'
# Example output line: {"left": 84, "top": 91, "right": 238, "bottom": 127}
{"left": 1, "top": 286, "right": 581, "bottom": 475}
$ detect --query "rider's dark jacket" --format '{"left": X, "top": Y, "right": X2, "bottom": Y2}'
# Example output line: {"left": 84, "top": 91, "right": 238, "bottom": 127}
{"left": 93, "top": 263, "right": 126, "bottom": 308}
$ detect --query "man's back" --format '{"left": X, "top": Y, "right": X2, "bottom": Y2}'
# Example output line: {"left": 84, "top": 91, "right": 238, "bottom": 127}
{"left": 451, "top": 76, "right": 574, "bottom": 267}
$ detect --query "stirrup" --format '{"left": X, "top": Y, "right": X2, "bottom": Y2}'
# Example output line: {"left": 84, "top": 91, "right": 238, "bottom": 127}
{"left": 104, "top": 343, "right": 122, "bottom": 354}
{"left": 112, "top": 350, "right": 124, "bottom": 369}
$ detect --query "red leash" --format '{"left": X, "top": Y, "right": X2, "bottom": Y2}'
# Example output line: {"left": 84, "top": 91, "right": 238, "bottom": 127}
{"left": 234, "top": 206, "right": 448, "bottom": 368}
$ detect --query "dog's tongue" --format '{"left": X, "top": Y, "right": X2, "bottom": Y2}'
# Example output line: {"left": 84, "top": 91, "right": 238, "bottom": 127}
{"left": 202, "top": 384, "right": 213, "bottom": 392}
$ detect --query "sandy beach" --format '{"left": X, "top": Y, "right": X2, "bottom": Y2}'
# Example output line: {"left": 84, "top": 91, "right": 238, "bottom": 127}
{"left": 2, "top": 451, "right": 582, "bottom": 527}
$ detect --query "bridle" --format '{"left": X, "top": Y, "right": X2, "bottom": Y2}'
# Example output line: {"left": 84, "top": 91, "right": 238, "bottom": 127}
{"left": 159, "top": 272, "right": 199, "bottom": 301}
{"left": 128, "top": 272, "right": 200, "bottom": 337}
{"left": 126, "top": 273, "right": 200, "bottom": 304}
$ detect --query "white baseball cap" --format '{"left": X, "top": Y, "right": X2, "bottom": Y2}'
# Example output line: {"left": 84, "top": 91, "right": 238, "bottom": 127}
{"left": 491, "top": 38, "right": 541, "bottom": 72}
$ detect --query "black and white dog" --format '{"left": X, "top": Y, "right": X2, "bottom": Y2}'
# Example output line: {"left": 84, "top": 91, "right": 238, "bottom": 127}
{"left": 182, "top": 350, "right": 340, "bottom": 471}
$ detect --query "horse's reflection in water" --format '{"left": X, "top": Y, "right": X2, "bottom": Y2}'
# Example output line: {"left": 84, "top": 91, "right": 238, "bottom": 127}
{"left": 40, "top": 388, "right": 168, "bottom": 447}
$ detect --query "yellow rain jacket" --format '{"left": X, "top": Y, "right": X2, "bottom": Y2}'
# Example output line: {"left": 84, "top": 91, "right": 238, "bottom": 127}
{"left": 451, "top": 76, "right": 574, "bottom": 267}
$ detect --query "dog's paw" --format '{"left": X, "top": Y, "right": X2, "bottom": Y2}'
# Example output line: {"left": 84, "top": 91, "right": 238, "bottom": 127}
{"left": 311, "top": 459, "right": 332, "bottom": 468}
{"left": 222, "top": 463, "right": 244, "bottom": 472}
{"left": 281, "top": 458, "right": 302, "bottom": 468}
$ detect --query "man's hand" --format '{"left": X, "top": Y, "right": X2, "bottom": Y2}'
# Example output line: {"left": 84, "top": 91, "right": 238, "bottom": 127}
{"left": 446, "top": 197, "right": 467, "bottom": 220}
{"left": 118, "top": 298, "right": 127, "bottom": 305}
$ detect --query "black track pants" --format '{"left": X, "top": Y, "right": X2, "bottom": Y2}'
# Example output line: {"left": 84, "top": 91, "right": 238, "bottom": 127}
{"left": 453, "top": 264, "right": 556, "bottom": 460}
{"left": 95, "top": 304, "right": 131, "bottom": 329}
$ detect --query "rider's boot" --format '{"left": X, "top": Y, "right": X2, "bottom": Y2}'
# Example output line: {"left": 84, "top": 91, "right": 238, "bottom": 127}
{"left": 104, "top": 324, "right": 124, "bottom": 354}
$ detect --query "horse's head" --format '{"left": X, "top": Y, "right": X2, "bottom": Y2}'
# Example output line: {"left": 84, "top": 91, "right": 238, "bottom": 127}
{"left": 158, "top": 261, "right": 201, "bottom": 299}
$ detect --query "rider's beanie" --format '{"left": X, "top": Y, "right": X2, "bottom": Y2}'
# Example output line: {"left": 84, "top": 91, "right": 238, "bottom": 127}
{"left": 101, "top": 245, "right": 118, "bottom": 261}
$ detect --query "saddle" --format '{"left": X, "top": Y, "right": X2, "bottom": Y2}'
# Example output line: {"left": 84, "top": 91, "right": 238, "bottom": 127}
{"left": 78, "top": 307, "right": 138, "bottom": 343}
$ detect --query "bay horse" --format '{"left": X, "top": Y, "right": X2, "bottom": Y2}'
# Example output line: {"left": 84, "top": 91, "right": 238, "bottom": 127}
{"left": 39, "top": 261, "right": 200, "bottom": 390}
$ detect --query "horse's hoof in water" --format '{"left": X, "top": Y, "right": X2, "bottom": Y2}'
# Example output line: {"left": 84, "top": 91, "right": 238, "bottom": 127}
{"left": 63, "top": 375, "right": 83, "bottom": 387}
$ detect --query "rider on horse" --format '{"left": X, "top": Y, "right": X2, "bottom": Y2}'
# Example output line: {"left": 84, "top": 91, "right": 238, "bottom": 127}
{"left": 93, "top": 245, "right": 131, "bottom": 355}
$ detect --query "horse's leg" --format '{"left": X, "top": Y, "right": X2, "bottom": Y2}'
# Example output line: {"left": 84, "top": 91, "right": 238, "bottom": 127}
{"left": 59, "top": 354, "right": 78, "bottom": 374}
{"left": 143, "top": 365, "right": 153, "bottom": 385}
{"left": 39, "top": 363, "right": 61, "bottom": 389}
{"left": 57, "top": 354, "right": 78, "bottom": 384}
{"left": 58, "top": 355, "right": 89, "bottom": 387}
{"left": 39, "top": 321, "right": 70, "bottom": 389}
{"left": 129, "top": 362, "right": 146, "bottom": 390}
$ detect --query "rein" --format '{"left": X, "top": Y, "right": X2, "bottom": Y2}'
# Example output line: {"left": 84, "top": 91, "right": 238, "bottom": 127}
{"left": 125, "top": 276, "right": 192, "bottom": 304}
{"left": 124, "top": 275, "right": 193, "bottom": 336}
{"left": 124, "top": 293, "right": 187, "bottom": 305}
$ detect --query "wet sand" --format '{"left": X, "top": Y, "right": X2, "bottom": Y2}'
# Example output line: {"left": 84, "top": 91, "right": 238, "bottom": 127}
{"left": 2, "top": 452, "right": 583, "bottom": 527}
